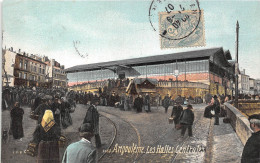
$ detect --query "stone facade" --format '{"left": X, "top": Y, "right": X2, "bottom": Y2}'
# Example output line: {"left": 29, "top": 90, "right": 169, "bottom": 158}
{"left": 44, "top": 58, "right": 67, "bottom": 88}
{"left": 2, "top": 48, "right": 67, "bottom": 88}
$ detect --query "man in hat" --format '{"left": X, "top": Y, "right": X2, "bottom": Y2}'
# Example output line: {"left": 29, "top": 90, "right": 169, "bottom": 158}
{"left": 83, "top": 99, "right": 101, "bottom": 148}
{"left": 144, "top": 93, "right": 151, "bottom": 113}
{"left": 241, "top": 114, "right": 260, "bottom": 163}
{"left": 213, "top": 95, "right": 220, "bottom": 125}
{"left": 51, "top": 97, "right": 61, "bottom": 128}
{"left": 179, "top": 104, "right": 194, "bottom": 138}
{"left": 163, "top": 94, "right": 171, "bottom": 113}
{"left": 32, "top": 93, "right": 43, "bottom": 112}
{"left": 34, "top": 95, "right": 53, "bottom": 124}
{"left": 60, "top": 97, "right": 73, "bottom": 129}
{"left": 171, "top": 102, "right": 183, "bottom": 127}
{"left": 62, "top": 123, "right": 96, "bottom": 163}
{"left": 134, "top": 94, "right": 143, "bottom": 113}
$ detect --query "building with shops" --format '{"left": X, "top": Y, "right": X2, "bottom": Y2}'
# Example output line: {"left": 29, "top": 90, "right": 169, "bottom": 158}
{"left": 238, "top": 69, "right": 250, "bottom": 95}
{"left": 44, "top": 57, "right": 67, "bottom": 88}
{"left": 66, "top": 47, "right": 235, "bottom": 98}
{"left": 2, "top": 48, "right": 67, "bottom": 88}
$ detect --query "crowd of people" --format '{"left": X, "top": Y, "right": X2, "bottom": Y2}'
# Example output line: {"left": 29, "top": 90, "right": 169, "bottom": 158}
{"left": 3, "top": 85, "right": 260, "bottom": 162}
{"left": 2, "top": 86, "right": 75, "bottom": 162}
{"left": 3, "top": 87, "right": 99, "bottom": 163}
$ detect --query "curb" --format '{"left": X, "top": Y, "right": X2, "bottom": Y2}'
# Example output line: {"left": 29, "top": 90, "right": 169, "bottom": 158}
{"left": 204, "top": 118, "right": 214, "bottom": 163}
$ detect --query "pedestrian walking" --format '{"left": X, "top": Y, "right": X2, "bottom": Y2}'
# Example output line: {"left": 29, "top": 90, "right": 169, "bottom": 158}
{"left": 119, "top": 94, "right": 125, "bottom": 110}
{"left": 179, "top": 104, "right": 194, "bottom": 137}
{"left": 163, "top": 94, "right": 171, "bottom": 113}
{"left": 213, "top": 95, "right": 220, "bottom": 125}
{"left": 158, "top": 94, "right": 162, "bottom": 106}
{"left": 144, "top": 93, "right": 151, "bottom": 112}
{"left": 124, "top": 95, "right": 130, "bottom": 111}
{"left": 60, "top": 97, "right": 73, "bottom": 129}
{"left": 51, "top": 98, "right": 61, "bottom": 128}
{"left": 10, "top": 102, "right": 24, "bottom": 140}
{"left": 62, "top": 123, "right": 97, "bottom": 163}
{"left": 83, "top": 99, "right": 101, "bottom": 148}
{"left": 241, "top": 114, "right": 260, "bottom": 163}
{"left": 171, "top": 102, "right": 183, "bottom": 127}
{"left": 32, "top": 110, "right": 61, "bottom": 163}
{"left": 134, "top": 95, "right": 143, "bottom": 113}
{"left": 33, "top": 95, "right": 53, "bottom": 124}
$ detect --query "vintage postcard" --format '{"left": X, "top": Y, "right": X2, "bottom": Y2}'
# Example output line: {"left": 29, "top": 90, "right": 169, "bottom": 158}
{"left": 1, "top": 0, "right": 260, "bottom": 163}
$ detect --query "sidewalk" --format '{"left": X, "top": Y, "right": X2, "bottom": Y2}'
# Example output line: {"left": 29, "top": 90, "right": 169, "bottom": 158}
{"left": 211, "top": 117, "right": 244, "bottom": 163}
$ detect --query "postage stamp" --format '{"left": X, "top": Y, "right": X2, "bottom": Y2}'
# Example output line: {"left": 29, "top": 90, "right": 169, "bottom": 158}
{"left": 159, "top": 10, "right": 205, "bottom": 49}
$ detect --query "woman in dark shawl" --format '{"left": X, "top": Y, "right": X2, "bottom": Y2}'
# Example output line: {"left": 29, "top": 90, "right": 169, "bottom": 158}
{"left": 33, "top": 110, "right": 61, "bottom": 163}
{"left": 10, "top": 102, "right": 24, "bottom": 140}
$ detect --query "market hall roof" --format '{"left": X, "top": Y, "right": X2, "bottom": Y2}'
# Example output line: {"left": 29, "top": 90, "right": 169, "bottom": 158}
{"left": 65, "top": 47, "right": 232, "bottom": 73}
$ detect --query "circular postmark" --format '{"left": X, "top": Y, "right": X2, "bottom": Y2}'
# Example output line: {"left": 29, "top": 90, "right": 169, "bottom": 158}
{"left": 149, "top": 0, "right": 201, "bottom": 41}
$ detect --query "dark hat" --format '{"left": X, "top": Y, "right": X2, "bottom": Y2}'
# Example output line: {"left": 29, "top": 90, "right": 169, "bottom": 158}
{"left": 248, "top": 114, "right": 260, "bottom": 121}
{"left": 213, "top": 95, "right": 218, "bottom": 98}
{"left": 78, "top": 123, "right": 94, "bottom": 133}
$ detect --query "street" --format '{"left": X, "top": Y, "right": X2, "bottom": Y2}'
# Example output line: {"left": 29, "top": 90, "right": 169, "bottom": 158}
{"left": 2, "top": 104, "right": 214, "bottom": 163}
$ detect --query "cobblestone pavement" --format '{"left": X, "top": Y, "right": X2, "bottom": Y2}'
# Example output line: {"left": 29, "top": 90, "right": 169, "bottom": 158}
{"left": 211, "top": 117, "right": 244, "bottom": 163}
{"left": 2, "top": 107, "right": 38, "bottom": 163}
{"left": 1, "top": 104, "right": 116, "bottom": 163}
{"left": 98, "top": 111, "right": 140, "bottom": 163}
{"left": 1, "top": 104, "right": 245, "bottom": 163}
{"left": 98, "top": 104, "right": 210, "bottom": 163}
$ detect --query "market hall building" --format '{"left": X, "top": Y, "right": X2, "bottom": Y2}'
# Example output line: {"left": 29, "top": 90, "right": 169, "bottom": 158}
{"left": 65, "top": 47, "right": 235, "bottom": 99}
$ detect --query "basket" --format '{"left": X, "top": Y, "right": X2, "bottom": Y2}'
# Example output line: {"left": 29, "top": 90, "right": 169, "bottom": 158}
{"left": 175, "top": 124, "right": 182, "bottom": 130}
{"left": 58, "top": 135, "right": 67, "bottom": 148}
{"left": 25, "top": 143, "right": 38, "bottom": 157}
{"left": 168, "top": 116, "right": 174, "bottom": 124}
{"left": 29, "top": 112, "right": 39, "bottom": 120}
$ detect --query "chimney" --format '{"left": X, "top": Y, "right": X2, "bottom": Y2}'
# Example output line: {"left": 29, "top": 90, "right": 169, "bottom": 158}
{"left": 10, "top": 47, "right": 13, "bottom": 51}
{"left": 19, "top": 49, "right": 21, "bottom": 53}
{"left": 243, "top": 69, "right": 245, "bottom": 75}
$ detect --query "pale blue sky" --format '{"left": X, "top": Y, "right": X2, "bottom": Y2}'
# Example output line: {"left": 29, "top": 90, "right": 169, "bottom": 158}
{"left": 2, "top": 0, "right": 260, "bottom": 78}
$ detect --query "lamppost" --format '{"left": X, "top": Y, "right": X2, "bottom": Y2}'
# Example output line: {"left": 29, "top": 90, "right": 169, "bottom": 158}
{"left": 174, "top": 69, "right": 179, "bottom": 96}
{"left": 235, "top": 21, "right": 239, "bottom": 108}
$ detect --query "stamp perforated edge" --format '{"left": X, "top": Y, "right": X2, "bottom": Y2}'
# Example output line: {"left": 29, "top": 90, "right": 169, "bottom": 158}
{"left": 159, "top": 9, "right": 205, "bottom": 49}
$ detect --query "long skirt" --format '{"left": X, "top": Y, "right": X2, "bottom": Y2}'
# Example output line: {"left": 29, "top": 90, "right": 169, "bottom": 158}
{"left": 37, "top": 141, "right": 59, "bottom": 163}
{"left": 11, "top": 120, "right": 24, "bottom": 139}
